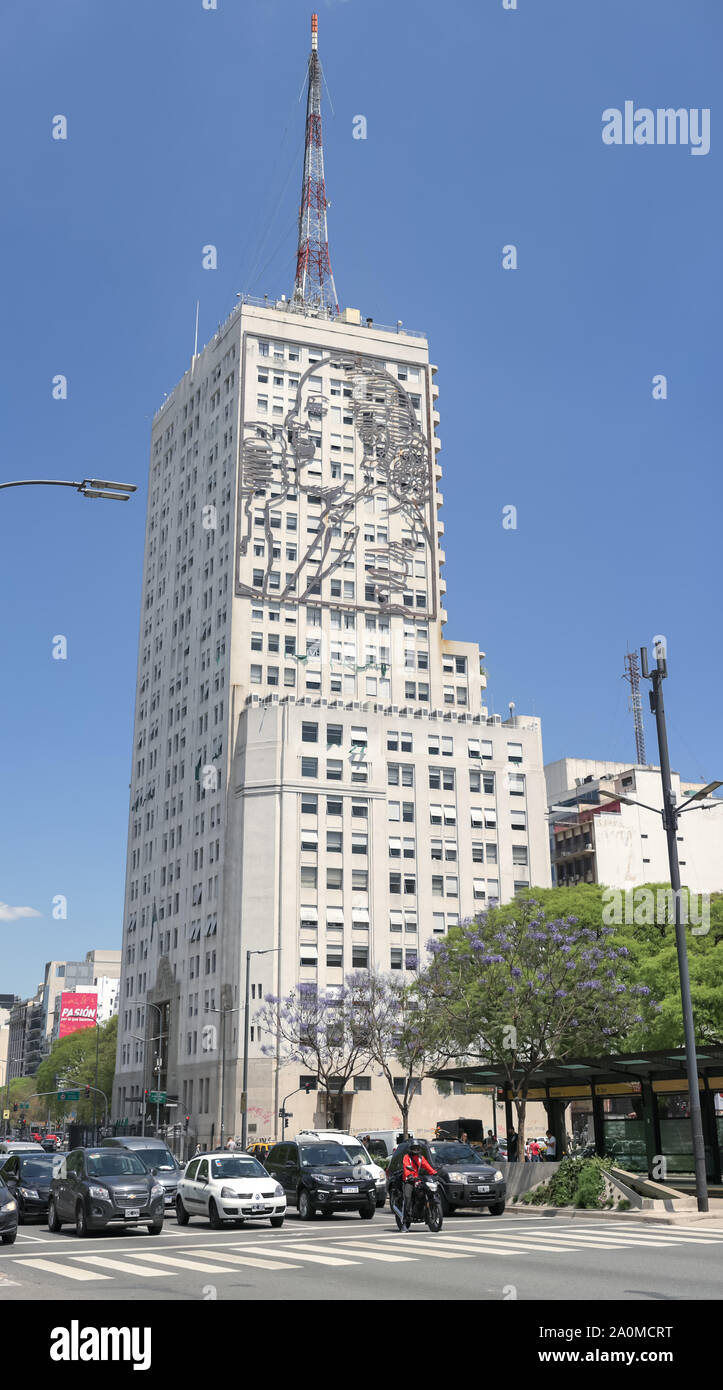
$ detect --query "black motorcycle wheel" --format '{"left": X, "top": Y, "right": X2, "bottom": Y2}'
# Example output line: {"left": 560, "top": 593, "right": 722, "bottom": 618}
{"left": 425, "top": 1196, "right": 443, "bottom": 1233}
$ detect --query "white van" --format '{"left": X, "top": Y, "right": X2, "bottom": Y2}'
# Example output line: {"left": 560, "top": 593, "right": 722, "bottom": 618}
{"left": 295, "top": 1130, "right": 387, "bottom": 1207}
{"left": 361, "top": 1130, "right": 414, "bottom": 1160}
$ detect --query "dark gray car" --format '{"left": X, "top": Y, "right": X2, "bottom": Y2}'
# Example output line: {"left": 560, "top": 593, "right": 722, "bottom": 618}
{"left": 101, "top": 1138, "right": 181, "bottom": 1213}
{"left": 0, "top": 1177, "right": 18, "bottom": 1244}
{"left": 48, "top": 1148, "right": 165, "bottom": 1236}
{"left": 0, "top": 1151, "right": 59, "bottom": 1222}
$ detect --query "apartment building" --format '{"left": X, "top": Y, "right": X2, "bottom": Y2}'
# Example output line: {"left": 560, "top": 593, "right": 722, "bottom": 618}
{"left": 546, "top": 758, "right": 723, "bottom": 893}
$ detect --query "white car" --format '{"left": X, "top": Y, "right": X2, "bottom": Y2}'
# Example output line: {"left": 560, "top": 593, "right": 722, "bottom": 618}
{"left": 295, "top": 1130, "right": 387, "bottom": 1207}
{"left": 175, "top": 1150, "right": 286, "bottom": 1228}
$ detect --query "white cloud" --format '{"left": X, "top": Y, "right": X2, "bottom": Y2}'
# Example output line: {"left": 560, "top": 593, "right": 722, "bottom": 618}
{"left": 0, "top": 903, "right": 43, "bottom": 922}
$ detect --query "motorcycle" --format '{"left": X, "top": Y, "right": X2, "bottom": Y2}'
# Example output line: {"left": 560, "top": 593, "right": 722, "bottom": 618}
{"left": 390, "top": 1172, "right": 443, "bottom": 1233}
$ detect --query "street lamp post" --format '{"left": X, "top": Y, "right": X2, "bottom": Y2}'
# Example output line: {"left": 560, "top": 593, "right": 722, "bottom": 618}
{"left": 598, "top": 644, "right": 723, "bottom": 1213}
{"left": 141, "top": 1003, "right": 164, "bottom": 1137}
{"left": 241, "top": 948, "right": 280, "bottom": 1151}
{"left": 209, "top": 998, "right": 237, "bottom": 1152}
{"left": 641, "top": 646, "right": 717, "bottom": 1213}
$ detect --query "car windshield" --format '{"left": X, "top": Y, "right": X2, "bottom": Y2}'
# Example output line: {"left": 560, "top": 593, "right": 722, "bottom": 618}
{"left": 209, "top": 1156, "right": 267, "bottom": 1180}
{"left": 131, "top": 1148, "right": 177, "bottom": 1171}
{"left": 428, "top": 1143, "right": 486, "bottom": 1166}
{"left": 299, "top": 1143, "right": 354, "bottom": 1167}
{"left": 18, "top": 1156, "right": 56, "bottom": 1179}
{"left": 86, "top": 1153, "right": 148, "bottom": 1177}
{"left": 339, "top": 1143, "right": 369, "bottom": 1164}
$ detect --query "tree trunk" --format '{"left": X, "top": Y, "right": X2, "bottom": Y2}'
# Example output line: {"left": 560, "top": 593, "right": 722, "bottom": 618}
{"left": 401, "top": 1101, "right": 409, "bottom": 1140}
{"left": 515, "top": 1096, "right": 527, "bottom": 1162}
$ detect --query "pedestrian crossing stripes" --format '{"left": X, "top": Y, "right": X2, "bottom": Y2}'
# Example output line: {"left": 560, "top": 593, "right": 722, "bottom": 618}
{"left": 10, "top": 1219, "right": 723, "bottom": 1286}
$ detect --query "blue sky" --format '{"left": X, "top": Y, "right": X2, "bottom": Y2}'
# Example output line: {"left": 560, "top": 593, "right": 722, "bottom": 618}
{"left": 1, "top": 0, "right": 720, "bottom": 996}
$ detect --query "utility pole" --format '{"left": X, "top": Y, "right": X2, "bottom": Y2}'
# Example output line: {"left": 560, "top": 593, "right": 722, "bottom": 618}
{"left": 641, "top": 643, "right": 708, "bottom": 1212}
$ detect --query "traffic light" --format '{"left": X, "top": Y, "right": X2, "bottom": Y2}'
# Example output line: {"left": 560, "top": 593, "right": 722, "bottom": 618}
{"left": 303, "top": 1082, "right": 311, "bottom": 1095}
{"left": 184, "top": 1114, "right": 190, "bottom": 1130}
{"left": 284, "top": 1116, "right": 289, "bottom": 1129}
{"left": 12, "top": 1103, "right": 17, "bottom": 1113}
{"left": 144, "top": 1089, "right": 149, "bottom": 1101}
{"left": 85, "top": 1085, "right": 91, "bottom": 1099}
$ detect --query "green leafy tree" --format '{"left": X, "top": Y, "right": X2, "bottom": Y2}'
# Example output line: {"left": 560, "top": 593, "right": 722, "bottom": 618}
{"left": 503, "top": 885, "right": 723, "bottom": 1050}
{"left": 34, "top": 1016, "right": 118, "bottom": 1128}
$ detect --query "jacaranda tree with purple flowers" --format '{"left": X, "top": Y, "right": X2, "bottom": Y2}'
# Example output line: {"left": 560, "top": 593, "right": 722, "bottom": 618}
{"left": 426, "top": 898, "right": 660, "bottom": 1158}
{"left": 255, "top": 979, "right": 373, "bottom": 1126}
{"left": 353, "top": 969, "right": 449, "bottom": 1139}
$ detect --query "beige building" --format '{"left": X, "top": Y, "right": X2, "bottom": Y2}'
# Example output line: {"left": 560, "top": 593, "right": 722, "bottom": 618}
{"left": 546, "top": 758, "right": 723, "bottom": 893}
{"left": 113, "top": 299, "right": 551, "bottom": 1146}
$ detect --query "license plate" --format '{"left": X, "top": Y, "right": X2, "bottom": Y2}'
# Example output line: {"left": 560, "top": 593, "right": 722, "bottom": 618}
{"left": 125, "top": 1208, "right": 141, "bottom": 1218}
{"left": 476, "top": 1185, "right": 490, "bottom": 1194}
{"left": 165, "top": 1194, "right": 175, "bottom": 1204}
{"left": 342, "top": 1186, "right": 359, "bottom": 1194}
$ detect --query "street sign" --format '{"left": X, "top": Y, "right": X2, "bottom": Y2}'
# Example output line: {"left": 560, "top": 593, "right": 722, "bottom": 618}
{"left": 149, "top": 1090, "right": 167, "bottom": 1105}
{"left": 2, "top": 1110, "right": 8, "bottom": 1120}
{"left": 57, "top": 1089, "right": 80, "bottom": 1102}
{"left": 19, "top": 1102, "right": 30, "bottom": 1110}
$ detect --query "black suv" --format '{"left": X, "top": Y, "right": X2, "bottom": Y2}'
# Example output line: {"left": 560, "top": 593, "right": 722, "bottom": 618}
{"left": 0, "top": 1151, "right": 59, "bottom": 1222}
{"left": 388, "top": 1139, "right": 506, "bottom": 1216}
{"left": 265, "top": 1140, "right": 377, "bottom": 1220}
{"left": 48, "top": 1148, "right": 166, "bottom": 1236}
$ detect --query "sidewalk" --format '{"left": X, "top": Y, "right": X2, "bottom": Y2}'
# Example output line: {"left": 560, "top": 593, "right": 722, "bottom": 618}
{"left": 506, "top": 1199, "right": 723, "bottom": 1228}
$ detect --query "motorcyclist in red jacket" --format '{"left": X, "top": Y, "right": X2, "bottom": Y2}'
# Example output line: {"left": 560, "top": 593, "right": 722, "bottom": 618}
{"left": 401, "top": 1140, "right": 437, "bottom": 1229}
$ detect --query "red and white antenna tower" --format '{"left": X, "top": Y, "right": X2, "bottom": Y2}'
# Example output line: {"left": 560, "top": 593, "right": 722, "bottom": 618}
{"left": 292, "top": 13, "right": 339, "bottom": 316}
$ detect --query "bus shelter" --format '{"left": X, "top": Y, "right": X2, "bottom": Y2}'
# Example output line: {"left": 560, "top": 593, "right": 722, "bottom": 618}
{"left": 432, "top": 1046, "right": 723, "bottom": 1181}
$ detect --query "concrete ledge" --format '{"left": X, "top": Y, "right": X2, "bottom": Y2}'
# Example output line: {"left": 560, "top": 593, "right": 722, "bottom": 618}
{"left": 496, "top": 1159, "right": 561, "bottom": 1199}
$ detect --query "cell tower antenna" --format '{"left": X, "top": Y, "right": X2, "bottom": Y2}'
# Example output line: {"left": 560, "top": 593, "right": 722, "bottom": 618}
{"left": 292, "top": 13, "right": 340, "bottom": 317}
{"left": 623, "top": 650, "right": 647, "bottom": 765}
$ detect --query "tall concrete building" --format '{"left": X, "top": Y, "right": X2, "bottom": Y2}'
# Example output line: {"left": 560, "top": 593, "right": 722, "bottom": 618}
{"left": 113, "top": 18, "right": 550, "bottom": 1145}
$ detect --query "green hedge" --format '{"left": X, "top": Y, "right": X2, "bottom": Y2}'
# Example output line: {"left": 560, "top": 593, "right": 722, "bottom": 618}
{"left": 521, "top": 1155, "right": 613, "bottom": 1209}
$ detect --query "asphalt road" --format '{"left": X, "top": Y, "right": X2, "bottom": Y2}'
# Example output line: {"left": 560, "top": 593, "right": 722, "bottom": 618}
{"left": 2, "top": 1208, "right": 722, "bottom": 1301}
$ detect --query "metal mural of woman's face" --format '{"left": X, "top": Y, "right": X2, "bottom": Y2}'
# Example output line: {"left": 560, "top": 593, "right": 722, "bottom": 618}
{"left": 236, "top": 354, "right": 434, "bottom": 619}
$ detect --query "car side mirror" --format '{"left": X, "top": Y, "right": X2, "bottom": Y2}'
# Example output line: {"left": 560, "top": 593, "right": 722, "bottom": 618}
{"left": 151, "top": 1166, "right": 159, "bottom": 1175}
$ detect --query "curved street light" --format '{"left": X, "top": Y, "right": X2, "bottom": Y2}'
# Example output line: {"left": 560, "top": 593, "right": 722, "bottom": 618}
{"left": 0, "top": 477, "right": 136, "bottom": 500}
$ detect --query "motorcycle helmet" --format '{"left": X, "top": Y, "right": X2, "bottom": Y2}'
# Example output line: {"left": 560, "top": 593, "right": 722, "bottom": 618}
{"left": 408, "top": 1140, "right": 423, "bottom": 1156}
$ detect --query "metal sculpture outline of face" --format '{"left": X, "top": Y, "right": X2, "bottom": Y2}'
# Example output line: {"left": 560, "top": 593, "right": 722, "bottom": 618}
{"left": 235, "top": 351, "right": 435, "bottom": 619}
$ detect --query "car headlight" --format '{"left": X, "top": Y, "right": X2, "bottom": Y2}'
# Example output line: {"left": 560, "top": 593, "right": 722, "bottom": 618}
{"left": 447, "top": 1171, "right": 468, "bottom": 1183}
{"left": 494, "top": 1170, "right": 504, "bottom": 1182}
{"left": 314, "top": 1175, "right": 334, "bottom": 1185}
{"left": 375, "top": 1175, "right": 386, "bottom": 1186}
{"left": 150, "top": 1183, "right": 165, "bottom": 1199}
{"left": 220, "top": 1186, "right": 239, "bottom": 1199}
{"left": 88, "top": 1185, "right": 110, "bottom": 1200}
{"left": 274, "top": 1184, "right": 284, "bottom": 1198}
{"left": 1, "top": 1199, "right": 17, "bottom": 1213}
{"left": 19, "top": 1187, "right": 40, "bottom": 1200}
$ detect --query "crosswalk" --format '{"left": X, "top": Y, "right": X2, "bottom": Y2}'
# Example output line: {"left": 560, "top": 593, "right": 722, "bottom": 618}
{"left": 7, "top": 1220, "right": 723, "bottom": 1286}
